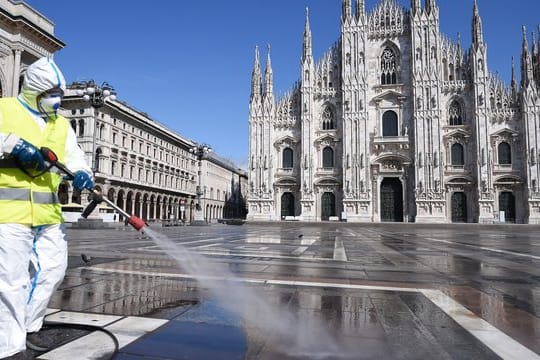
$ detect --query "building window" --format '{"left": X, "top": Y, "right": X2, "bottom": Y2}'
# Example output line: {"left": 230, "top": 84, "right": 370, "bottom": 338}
{"left": 380, "top": 47, "right": 397, "bottom": 85}
{"left": 95, "top": 148, "right": 102, "bottom": 172}
{"left": 111, "top": 161, "right": 116, "bottom": 176}
{"left": 112, "top": 132, "right": 117, "bottom": 144}
{"left": 451, "top": 143, "right": 465, "bottom": 166}
{"left": 322, "top": 146, "right": 334, "bottom": 168}
{"left": 282, "top": 148, "right": 293, "bottom": 168}
{"left": 498, "top": 142, "right": 511, "bottom": 165}
{"left": 322, "top": 106, "right": 335, "bottom": 130}
{"left": 78, "top": 119, "right": 85, "bottom": 136}
{"left": 382, "top": 111, "right": 398, "bottom": 137}
{"left": 70, "top": 120, "right": 76, "bottom": 132}
{"left": 449, "top": 101, "right": 463, "bottom": 125}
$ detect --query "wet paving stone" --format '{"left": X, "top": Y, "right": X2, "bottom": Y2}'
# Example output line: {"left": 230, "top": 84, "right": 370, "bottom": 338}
{"left": 49, "top": 223, "right": 540, "bottom": 359}
{"left": 116, "top": 321, "right": 246, "bottom": 360}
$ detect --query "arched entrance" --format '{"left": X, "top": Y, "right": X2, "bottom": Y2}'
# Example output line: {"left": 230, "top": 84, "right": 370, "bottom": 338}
{"left": 321, "top": 192, "right": 336, "bottom": 221}
{"left": 281, "top": 192, "right": 295, "bottom": 219}
{"left": 451, "top": 192, "right": 467, "bottom": 223}
{"left": 499, "top": 192, "right": 516, "bottom": 223}
{"left": 380, "top": 178, "right": 403, "bottom": 222}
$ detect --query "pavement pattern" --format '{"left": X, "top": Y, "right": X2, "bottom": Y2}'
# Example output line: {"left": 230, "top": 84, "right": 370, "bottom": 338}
{"left": 6, "top": 222, "right": 540, "bottom": 359}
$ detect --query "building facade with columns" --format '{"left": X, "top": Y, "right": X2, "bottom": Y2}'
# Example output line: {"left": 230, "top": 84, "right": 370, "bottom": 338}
{"left": 0, "top": 1, "right": 247, "bottom": 223}
{"left": 0, "top": 0, "right": 64, "bottom": 97}
{"left": 59, "top": 90, "right": 247, "bottom": 223}
{"left": 248, "top": 0, "right": 540, "bottom": 224}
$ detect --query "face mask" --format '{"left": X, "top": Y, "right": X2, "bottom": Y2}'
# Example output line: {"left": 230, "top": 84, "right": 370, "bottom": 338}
{"left": 39, "top": 95, "right": 62, "bottom": 115}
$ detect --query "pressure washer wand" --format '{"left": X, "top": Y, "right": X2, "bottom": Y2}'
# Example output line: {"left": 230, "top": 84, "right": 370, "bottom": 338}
{"left": 40, "top": 147, "right": 147, "bottom": 231}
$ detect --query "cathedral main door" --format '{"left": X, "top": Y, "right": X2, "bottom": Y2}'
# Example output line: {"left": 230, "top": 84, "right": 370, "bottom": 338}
{"left": 321, "top": 192, "right": 336, "bottom": 221}
{"left": 451, "top": 192, "right": 467, "bottom": 223}
{"left": 380, "top": 178, "right": 403, "bottom": 222}
{"left": 281, "top": 192, "right": 295, "bottom": 219}
{"left": 499, "top": 192, "right": 516, "bottom": 223}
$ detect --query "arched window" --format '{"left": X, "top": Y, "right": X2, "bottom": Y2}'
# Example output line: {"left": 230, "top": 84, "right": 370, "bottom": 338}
{"left": 322, "top": 147, "right": 334, "bottom": 168}
{"left": 78, "top": 119, "right": 85, "bottom": 136}
{"left": 451, "top": 143, "right": 465, "bottom": 166}
{"left": 322, "top": 106, "right": 335, "bottom": 130}
{"left": 498, "top": 142, "right": 511, "bottom": 165}
{"left": 380, "top": 47, "right": 398, "bottom": 85}
{"left": 449, "top": 101, "right": 463, "bottom": 126}
{"left": 382, "top": 111, "right": 398, "bottom": 137}
{"left": 94, "top": 148, "right": 102, "bottom": 172}
{"left": 282, "top": 147, "right": 293, "bottom": 168}
{"left": 70, "top": 120, "right": 76, "bottom": 132}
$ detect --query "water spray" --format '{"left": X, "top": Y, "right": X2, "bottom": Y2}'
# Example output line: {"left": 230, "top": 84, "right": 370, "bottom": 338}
{"left": 40, "top": 147, "right": 146, "bottom": 231}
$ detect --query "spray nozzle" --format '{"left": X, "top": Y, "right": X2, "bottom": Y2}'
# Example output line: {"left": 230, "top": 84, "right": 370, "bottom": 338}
{"left": 127, "top": 215, "right": 146, "bottom": 231}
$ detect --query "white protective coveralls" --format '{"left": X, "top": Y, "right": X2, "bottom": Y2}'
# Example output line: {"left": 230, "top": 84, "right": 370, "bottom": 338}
{"left": 0, "top": 57, "right": 91, "bottom": 358}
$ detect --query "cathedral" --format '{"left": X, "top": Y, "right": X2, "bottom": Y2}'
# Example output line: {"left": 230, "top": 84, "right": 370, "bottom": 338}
{"left": 247, "top": 0, "right": 540, "bottom": 224}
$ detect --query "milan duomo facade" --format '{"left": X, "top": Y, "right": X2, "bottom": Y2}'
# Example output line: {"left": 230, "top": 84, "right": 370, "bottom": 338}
{"left": 247, "top": 0, "right": 540, "bottom": 224}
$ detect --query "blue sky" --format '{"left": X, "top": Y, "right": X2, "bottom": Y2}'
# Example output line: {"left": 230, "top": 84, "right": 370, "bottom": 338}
{"left": 25, "top": 0, "right": 540, "bottom": 168}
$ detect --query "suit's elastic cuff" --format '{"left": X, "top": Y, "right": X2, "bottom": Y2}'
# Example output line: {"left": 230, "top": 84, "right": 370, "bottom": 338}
{"left": 2, "top": 133, "right": 20, "bottom": 155}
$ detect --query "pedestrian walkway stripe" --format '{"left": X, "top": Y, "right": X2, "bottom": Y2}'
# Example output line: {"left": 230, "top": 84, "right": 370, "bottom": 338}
{"left": 45, "top": 267, "right": 540, "bottom": 360}
{"left": 424, "top": 237, "right": 540, "bottom": 261}
{"left": 37, "top": 313, "right": 167, "bottom": 360}
{"left": 333, "top": 238, "right": 348, "bottom": 261}
{"left": 421, "top": 289, "right": 540, "bottom": 360}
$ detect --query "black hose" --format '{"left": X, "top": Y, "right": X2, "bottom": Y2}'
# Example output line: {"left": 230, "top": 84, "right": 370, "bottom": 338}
{"left": 36, "top": 320, "right": 120, "bottom": 359}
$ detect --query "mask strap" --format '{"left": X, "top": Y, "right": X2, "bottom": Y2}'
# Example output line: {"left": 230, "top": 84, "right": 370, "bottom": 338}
{"left": 36, "top": 93, "right": 58, "bottom": 122}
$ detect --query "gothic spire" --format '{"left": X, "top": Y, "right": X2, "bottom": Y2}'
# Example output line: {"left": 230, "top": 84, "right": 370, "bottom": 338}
{"left": 511, "top": 56, "right": 517, "bottom": 98}
{"left": 521, "top": 26, "right": 534, "bottom": 87}
{"left": 472, "top": 0, "right": 484, "bottom": 48}
{"left": 250, "top": 45, "right": 262, "bottom": 101}
{"left": 342, "top": 0, "right": 352, "bottom": 22}
{"left": 411, "top": 0, "right": 421, "bottom": 15}
{"left": 264, "top": 44, "right": 273, "bottom": 96}
{"left": 355, "top": 0, "right": 365, "bottom": 19}
{"left": 303, "top": 7, "right": 312, "bottom": 63}
{"left": 425, "top": 0, "right": 436, "bottom": 14}
{"left": 533, "top": 32, "right": 538, "bottom": 57}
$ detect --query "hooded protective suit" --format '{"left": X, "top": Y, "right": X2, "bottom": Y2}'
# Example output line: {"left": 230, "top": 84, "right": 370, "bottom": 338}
{"left": 0, "top": 57, "right": 91, "bottom": 358}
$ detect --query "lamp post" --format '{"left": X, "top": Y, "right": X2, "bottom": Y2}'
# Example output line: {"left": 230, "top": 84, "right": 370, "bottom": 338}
{"left": 72, "top": 80, "right": 117, "bottom": 173}
{"left": 189, "top": 143, "right": 211, "bottom": 225}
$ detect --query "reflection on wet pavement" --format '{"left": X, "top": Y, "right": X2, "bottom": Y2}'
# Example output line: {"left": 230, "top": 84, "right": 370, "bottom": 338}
{"left": 46, "top": 223, "right": 540, "bottom": 359}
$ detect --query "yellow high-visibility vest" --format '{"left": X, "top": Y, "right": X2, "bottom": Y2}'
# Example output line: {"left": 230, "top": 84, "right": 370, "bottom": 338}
{"left": 0, "top": 97, "right": 69, "bottom": 226}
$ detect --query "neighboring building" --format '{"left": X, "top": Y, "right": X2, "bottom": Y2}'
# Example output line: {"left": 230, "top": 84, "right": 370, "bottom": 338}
{"left": 248, "top": 0, "right": 540, "bottom": 223}
{"left": 59, "top": 90, "right": 247, "bottom": 223}
{"left": 0, "top": 1, "right": 247, "bottom": 223}
{"left": 0, "top": 0, "right": 64, "bottom": 96}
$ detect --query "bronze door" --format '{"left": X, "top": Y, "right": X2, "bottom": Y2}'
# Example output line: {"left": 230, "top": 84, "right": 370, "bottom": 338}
{"left": 321, "top": 192, "right": 336, "bottom": 221}
{"left": 499, "top": 192, "right": 516, "bottom": 223}
{"left": 281, "top": 192, "right": 295, "bottom": 219}
{"left": 451, "top": 192, "right": 467, "bottom": 223}
{"left": 380, "top": 178, "right": 403, "bottom": 222}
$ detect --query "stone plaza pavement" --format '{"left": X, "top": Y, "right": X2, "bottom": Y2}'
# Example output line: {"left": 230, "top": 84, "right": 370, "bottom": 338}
{"left": 14, "top": 222, "right": 540, "bottom": 359}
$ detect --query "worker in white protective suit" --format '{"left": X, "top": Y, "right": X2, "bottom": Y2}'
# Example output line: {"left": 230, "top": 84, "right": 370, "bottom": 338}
{"left": 0, "top": 57, "right": 93, "bottom": 358}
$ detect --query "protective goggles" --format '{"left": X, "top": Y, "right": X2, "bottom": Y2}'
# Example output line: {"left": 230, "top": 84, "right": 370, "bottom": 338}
{"left": 41, "top": 88, "right": 64, "bottom": 98}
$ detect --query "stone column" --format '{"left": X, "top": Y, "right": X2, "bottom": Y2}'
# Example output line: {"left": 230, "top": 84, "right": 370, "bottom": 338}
{"left": 11, "top": 48, "right": 21, "bottom": 97}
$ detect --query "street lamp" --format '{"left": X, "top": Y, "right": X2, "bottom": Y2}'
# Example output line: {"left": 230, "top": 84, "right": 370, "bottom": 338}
{"left": 72, "top": 80, "right": 117, "bottom": 173}
{"left": 74, "top": 80, "right": 117, "bottom": 108}
{"left": 189, "top": 143, "right": 212, "bottom": 224}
